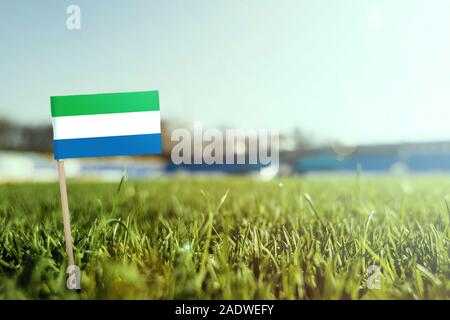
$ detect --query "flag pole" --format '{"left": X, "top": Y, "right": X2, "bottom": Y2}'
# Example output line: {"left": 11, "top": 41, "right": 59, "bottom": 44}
{"left": 56, "top": 160, "right": 75, "bottom": 266}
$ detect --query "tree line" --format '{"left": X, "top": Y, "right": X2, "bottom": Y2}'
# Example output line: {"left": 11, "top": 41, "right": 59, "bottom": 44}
{"left": 0, "top": 118, "right": 53, "bottom": 152}
{"left": 0, "top": 117, "right": 313, "bottom": 155}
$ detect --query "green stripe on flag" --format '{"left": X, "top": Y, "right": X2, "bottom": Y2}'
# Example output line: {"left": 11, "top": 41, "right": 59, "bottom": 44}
{"left": 51, "top": 91, "right": 159, "bottom": 117}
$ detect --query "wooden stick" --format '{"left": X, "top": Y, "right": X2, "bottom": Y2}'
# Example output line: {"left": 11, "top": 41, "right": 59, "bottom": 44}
{"left": 56, "top": 160, "right": 75, "bottom": 266}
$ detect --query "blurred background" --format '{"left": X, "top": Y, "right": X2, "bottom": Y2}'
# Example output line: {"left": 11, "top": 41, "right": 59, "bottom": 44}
{"left": 2, "top": 0, "right": 450, "bottom": 181}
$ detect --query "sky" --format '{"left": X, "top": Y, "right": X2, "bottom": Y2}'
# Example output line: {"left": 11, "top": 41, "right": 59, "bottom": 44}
{"left": 1, "top": 0, "right": 450, "bottom": 145}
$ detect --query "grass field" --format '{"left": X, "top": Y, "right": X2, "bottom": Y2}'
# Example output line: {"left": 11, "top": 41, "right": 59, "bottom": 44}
{"left": 0, "top": 176, "right": 449, "bottom": 299}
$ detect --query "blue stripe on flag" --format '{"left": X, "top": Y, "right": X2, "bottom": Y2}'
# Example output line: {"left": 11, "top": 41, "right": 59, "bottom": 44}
{"left": 53, "top": 134, "right": 162, "bottom": 159}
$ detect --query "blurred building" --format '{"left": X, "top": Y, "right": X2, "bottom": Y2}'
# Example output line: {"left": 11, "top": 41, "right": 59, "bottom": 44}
{"left": 283, "top": 141, "right": 450, "bottom": 174}
{"left": 0, "top": 151, "right": 165, "bottom": 181}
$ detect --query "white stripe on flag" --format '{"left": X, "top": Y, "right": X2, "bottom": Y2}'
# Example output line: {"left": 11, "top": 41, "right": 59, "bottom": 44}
{"left": 52, "top": 111, "right": 161, "bottom": 140}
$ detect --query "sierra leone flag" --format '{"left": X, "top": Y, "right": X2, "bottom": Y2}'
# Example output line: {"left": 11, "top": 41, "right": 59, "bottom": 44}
{"left": 51, "top": 91, "right": 162, "bottom": 159}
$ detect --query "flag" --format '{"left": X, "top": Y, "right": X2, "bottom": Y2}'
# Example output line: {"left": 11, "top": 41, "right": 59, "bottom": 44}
{"left": 51, "top": 90, "right": 162, "bottom": 159}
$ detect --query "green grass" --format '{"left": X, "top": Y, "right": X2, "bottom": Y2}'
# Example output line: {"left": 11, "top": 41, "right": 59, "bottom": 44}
{"left": 0, "top": 177, "right": 449, "bottom": 299}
